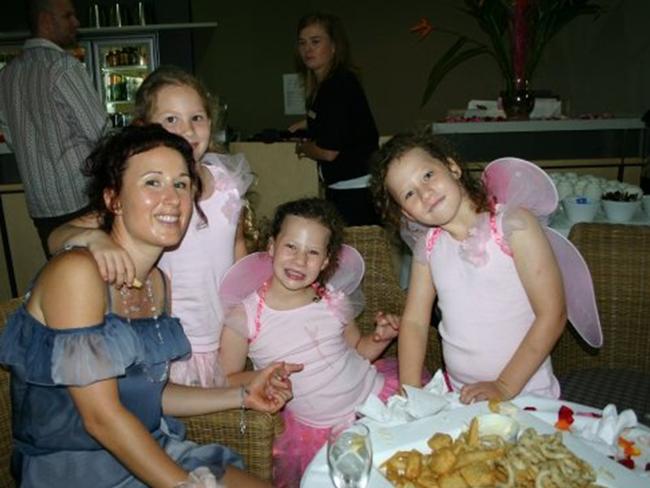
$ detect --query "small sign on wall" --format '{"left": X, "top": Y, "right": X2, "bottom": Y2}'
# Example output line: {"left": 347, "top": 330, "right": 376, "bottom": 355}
{"left": 283, "top": 73, "right": 306, "bottom": 115}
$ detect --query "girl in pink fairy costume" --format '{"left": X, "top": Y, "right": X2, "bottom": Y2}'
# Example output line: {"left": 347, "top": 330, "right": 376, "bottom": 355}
{"left": 48, "top": 66, "right": 256, "bottom": 388}
{"left": 219, "top": 198, "right": 406, "bottom": 487}
{"left": 371, "top": 132, "right": 601, "bottom": 404}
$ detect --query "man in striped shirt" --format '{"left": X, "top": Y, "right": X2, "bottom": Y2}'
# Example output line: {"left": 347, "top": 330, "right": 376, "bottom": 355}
{"left": 0, "top": 0, "right": 108, "bottom": 256}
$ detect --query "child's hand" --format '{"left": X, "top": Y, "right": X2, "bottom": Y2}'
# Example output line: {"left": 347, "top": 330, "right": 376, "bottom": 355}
{"left": 245, "top": 362, "right": 303, "bottom": 413}
{"left": 373, "top": 311, "right": 400, "bottom": 342}
{"left": 459, "top": 379, "right": 513, "bottom": 405}
{"left": 87, "top": 234, "right": 135, "bottom": 287}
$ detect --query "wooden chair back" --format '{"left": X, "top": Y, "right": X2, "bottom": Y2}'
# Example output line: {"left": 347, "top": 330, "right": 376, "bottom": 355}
{"left": 552, "top": 223, "right": 650, "bottom": 376}
{"left": 343, "top": 226, "right": 443, "bottom": 372}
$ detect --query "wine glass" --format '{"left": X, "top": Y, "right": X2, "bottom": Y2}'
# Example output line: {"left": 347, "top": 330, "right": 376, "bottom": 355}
{"left": 327, "top": 422, "right": 372, "bottom": 488}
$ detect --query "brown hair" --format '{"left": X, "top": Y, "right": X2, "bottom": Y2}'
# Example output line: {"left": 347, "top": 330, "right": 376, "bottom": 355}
{"left": 83, "top": 124, "right": 203, "bottom": 232}
{"left": 370, "top": 131, "right": 490, "bottom": 230}
{"left": 268, "top": 198, "right": 344, "bottom": 285}
{"left": 295, "top": 12, "right": 355, "bottom": 103}
{"left": 134, "top": 65, "right": 224, "bottom": 153}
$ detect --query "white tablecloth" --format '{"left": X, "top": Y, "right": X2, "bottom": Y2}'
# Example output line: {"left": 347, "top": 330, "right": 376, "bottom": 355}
{"left": 301, "top": 397, "right": 649, "bottom": 488}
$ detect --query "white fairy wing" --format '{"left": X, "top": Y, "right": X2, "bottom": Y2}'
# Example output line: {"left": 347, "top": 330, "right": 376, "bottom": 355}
{"left": 323, "top": 245, "right": 366, "bottom": 323}
{"left": 483, "top": 157, "right": 603, "bottom": 348}
{"left": 400, "top": 217, "right": 432, "bottom": 264}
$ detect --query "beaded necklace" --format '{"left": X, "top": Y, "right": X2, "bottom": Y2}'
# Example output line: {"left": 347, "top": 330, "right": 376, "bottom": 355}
{"left": 120, "top": 274, "right": 165, "bottom": 344}
{"left": 251, "top": 281, "right": 325, "bottom": 343}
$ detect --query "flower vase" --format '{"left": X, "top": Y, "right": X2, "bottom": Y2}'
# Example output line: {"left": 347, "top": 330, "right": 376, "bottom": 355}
{"left": 501, "top": 78, "right": 535, "bottom": 120}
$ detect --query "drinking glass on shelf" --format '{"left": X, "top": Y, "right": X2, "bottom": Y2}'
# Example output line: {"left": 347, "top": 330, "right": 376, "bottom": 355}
{"left": 109, "top": 2, "right": 122, "bottom": 27}
{"left": 327, "top": 422, "right": 372, "bottom": 488}
{"left": 88, "top": 3, "right": 103, "bottom": 28}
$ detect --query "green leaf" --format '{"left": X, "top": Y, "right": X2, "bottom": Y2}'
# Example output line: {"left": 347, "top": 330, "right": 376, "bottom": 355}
{"left": 420, "top": 44, "right": 490, "bottom": 107}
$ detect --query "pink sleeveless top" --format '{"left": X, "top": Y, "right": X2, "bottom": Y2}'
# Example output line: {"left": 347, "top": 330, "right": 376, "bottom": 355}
{"left": 427, "top": 211, "right": 560, "bottom": 398}
{"left": 159, "top": 154, "right": 252, "bottom": 354}
{"left": 239, "top": 292, "right": 384, "bottom": 428}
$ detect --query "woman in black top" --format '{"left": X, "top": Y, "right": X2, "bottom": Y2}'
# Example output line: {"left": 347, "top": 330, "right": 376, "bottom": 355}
{"left": 290, "top": 12, "right": 379, "bottom": 226}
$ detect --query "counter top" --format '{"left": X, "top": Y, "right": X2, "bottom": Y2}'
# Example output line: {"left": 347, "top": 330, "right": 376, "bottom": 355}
{"left": 0, "top": 22, "right": 218, "bottom": 41}
{"left": 432, "top": 117, "right": 645, "bottom": 134}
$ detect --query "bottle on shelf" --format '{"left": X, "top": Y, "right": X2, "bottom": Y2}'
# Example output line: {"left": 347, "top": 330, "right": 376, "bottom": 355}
{"left": 138, "top": 47, "right": 147, "bottom": 66}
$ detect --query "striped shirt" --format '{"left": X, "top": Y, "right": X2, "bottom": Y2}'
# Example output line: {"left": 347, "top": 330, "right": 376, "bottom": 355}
{"left": 0, "top": 38, "right": 108, "bottom": 218}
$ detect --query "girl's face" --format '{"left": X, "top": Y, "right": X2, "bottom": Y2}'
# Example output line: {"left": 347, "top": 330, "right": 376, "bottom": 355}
{"left": 385, "top": 147, "right": 464, "bottom": 227}
{"left": 107, "top": 145, "right": 193, "bottom": 250}
{"left": 268, "top": 215, "right": 331, "bottom": 293}
{"left": 298, "top": 23, "right": 335, "bottom": 79}
{"left": 149, "top": 84, "right": 211, "bottom": 162}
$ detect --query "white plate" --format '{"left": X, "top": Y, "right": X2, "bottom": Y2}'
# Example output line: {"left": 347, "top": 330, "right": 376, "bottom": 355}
{"left": 302, "top": 398, "right": 647, "bottom": 487}
{"left": 370, "top": 402, "right": 646, "bottom": 487}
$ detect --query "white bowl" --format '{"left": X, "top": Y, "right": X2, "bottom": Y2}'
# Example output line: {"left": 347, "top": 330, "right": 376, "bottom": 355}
{"left": 643, "top": 195, "right": 650, "bottom": 218}
{"left": 602, "top": 199, "right": 640, "bottom": 223}
{"left": 476, "top": 413, "right": 519, "bottom": 442}
{"left": 562, "top": 196, "right": 599, "bottom": 223}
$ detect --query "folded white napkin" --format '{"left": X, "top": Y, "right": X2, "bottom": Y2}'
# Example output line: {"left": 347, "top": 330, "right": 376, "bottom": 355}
{"left": 356, "top": 370, "right": 455, "bottom": 425}
{"left": 575, "top": 404, "right": 638, "bottom": 456}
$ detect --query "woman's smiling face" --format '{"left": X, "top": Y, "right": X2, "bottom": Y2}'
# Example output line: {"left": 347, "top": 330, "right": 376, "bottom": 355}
{"left": 107, "top": 145, "right": 193, "bottom": 250}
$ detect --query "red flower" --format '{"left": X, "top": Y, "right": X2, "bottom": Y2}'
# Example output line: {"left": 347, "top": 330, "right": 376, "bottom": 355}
{"left": 410, "top": 17, "right": 433, "bottom": 41}
{"left": 554, "top": 405, "right": 575, "bottom": 431}
{"left": 618, "top": 458, "right": 635, "bottom": 470}
{"left": 618, "top": 437, "right": 641, "bottom": 457}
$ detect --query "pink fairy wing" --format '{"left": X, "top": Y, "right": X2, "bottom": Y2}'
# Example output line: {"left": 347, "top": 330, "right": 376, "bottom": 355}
{"left": 219, "top": 252, "right": 272, "bottom": 311}
{"left": 218, "top": 245, "right": 366, "bottom": 326}
{"left": 483, "top": 157, "right": 602, "bottom": 348}
{"left": 483, "top": 157, "right": 558, "bottom": 220}
{"left": 218, "top": 252, "right": 271, "bottom": 339}
{"left": 545, "top": 228, "right": 602, "bottom": 348}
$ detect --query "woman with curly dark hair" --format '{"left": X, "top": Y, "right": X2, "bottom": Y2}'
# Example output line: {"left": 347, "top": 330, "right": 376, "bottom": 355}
{"left": 0, "top": 125, "right": 298, "bottom": 488}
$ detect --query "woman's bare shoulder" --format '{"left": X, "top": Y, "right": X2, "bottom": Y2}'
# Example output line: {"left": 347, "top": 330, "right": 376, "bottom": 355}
{"left": 29, "top": 248, "right": 107, "bottom": 329}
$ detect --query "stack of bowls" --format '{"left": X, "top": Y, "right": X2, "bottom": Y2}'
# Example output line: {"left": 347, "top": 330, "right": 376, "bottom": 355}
{"left": 562, "top": 196, "right": 599, "bottom": 223}
{"left": 602, "top": 199, "right": 640, "bottom": 223}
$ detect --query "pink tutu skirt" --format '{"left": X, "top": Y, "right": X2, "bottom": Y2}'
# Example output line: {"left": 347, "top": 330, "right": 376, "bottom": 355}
{"left": 272, "top": 358, "right": 430, "bottom": 488}
{"left": 169, "top": 349, "right": 228, "bottom": 387}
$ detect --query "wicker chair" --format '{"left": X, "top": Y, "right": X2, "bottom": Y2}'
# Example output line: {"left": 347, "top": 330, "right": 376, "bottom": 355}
{"left": 551, "top": 223, "right": 650, "bottom": 421}
{"left": 343, "top": 225, "right": 443, "bottom": 372}
{"left": 0, "top": 298, "right": 280, "bottom": 486}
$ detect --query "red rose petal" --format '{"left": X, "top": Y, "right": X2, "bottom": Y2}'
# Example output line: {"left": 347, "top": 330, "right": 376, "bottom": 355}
{"left": 618, "top": 458, "right": 635, "bottom": 470}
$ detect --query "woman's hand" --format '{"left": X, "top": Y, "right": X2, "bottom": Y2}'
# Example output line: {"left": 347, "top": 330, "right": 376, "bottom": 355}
{"left": 295, "top": 139, "right": 309, "bottom": 159}
{"left": 459, "top": 379, "right": 514, "bottom": 404}
{"left": 244, "top": 362, "right": 303, "bottom": 413}
{"left": 373, "top": 311, "right": 400, "bottom": 342}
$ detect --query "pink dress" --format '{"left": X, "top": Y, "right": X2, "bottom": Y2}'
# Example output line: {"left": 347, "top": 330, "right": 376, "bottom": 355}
{"left": 425, "top": 208, "right": 561, "bottom": 398}
{"left": 238, "top": 290, "right": 399, "bottom": 488}
{"left": 220, "top": 247, "right": 403, "bottom": 488}
{"left": 159, "top": 153, "right": 253, "bottom": 387}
